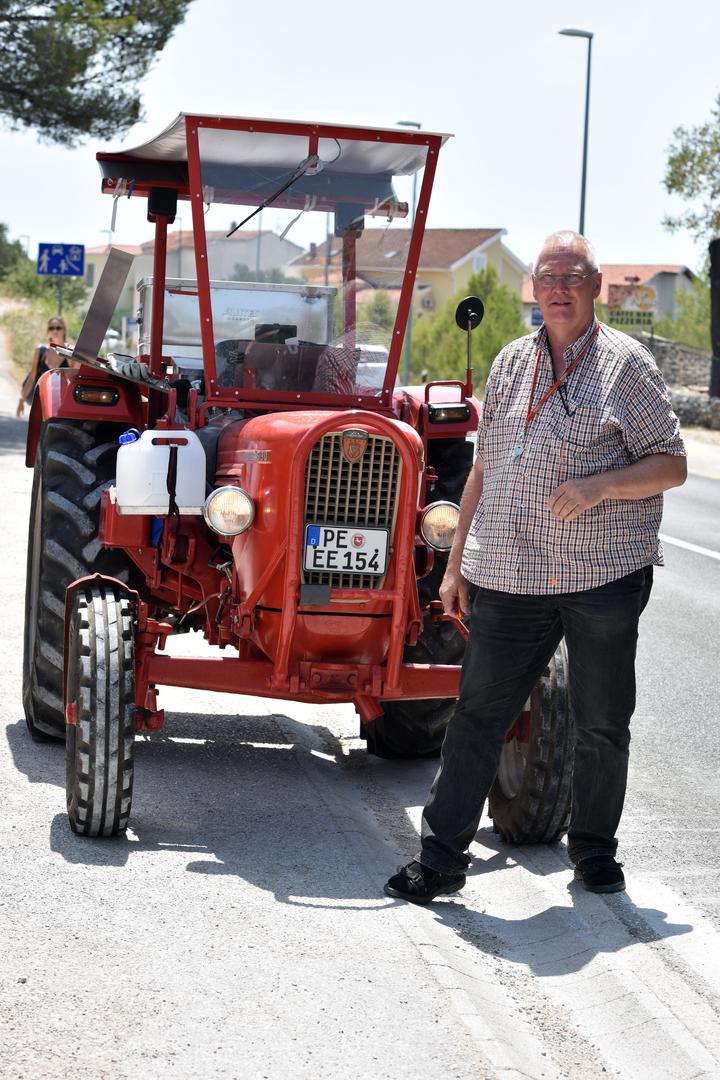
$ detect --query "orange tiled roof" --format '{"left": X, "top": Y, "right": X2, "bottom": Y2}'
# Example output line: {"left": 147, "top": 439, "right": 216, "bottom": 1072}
{"left": 140, "top": 229, "right": 264, "bottom": 253}
{"left": 294, "top": 228, "right": 504, "bottom": 272}
{"left": 85, "top": 244, "right": 143, "bottom": 255}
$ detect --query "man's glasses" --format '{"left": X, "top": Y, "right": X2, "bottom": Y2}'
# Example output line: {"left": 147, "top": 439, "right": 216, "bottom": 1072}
{"left": 533, "top": 272, "right": 596, "bottom": 289}
{"left": 47, "top": 324, "right": 63, "bottom": 330}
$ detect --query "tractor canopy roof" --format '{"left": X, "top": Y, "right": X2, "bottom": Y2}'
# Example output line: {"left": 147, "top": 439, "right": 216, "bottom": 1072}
{"left": 97, "top": 116, "right": 452, "bottom": 408}
{"left": 97, "top": 114, "right": 450, "bottom": 201}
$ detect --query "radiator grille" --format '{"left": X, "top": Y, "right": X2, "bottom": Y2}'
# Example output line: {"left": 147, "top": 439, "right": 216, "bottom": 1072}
{"left": 303, "top": 433, "right": 402, "bottom": 589}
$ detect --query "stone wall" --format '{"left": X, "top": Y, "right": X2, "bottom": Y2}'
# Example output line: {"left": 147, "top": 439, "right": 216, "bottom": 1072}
{"left": 667, "top": 389, "right": 720, "bottom": 430}
{"left": 631, "top": 332, "right": 711, "bottom": 389}
{"left": 630, "top": 332, "right": 719, "bottom": 428}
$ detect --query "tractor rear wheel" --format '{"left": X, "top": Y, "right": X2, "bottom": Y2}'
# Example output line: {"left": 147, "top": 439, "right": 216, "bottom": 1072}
{"left": 23, "top": 419, "right": 129, "bottom": 741}
{"left": 65, "top": 584, "right": 136, "bottom": 837}
{"left": 488, "top": 642, "right": 573, "bottom": 844}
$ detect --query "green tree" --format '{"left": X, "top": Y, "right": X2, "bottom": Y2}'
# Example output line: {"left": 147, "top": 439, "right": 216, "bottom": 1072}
{"left": 362, "top": 289, "right": 394, "bottom": 331}
{"left": 411, "top": 267, "right": 527, "bottom": 387}
{"left": 0, "top": 1, "right": 190, "bottom": 142}
{"left": 663, "top": 95, "right": 720, "bottom": 244}
{"left": 230, "top": 262, "right": 302, "bottom": 285}
{"left": 654, "top": 275, "right": 711, "bottom": 351}
{"left": 0, "top": 222, "right": 24, "bottom": 276}
{"left": 1, "top": 251, "right": 87, "bottom": 307}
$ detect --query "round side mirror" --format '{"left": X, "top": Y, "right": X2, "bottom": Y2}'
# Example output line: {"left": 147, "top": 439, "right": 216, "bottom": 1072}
{"left": 455, "top": 295, "right": 485, "bottom": 332}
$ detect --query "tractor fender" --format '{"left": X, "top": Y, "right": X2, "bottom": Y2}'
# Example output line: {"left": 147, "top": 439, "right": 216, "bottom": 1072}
{"left": 25, "top": 367, "right": 144, "bottom": 468}
{"left": 26, "top": 368, "right": 66, "bottom": 468}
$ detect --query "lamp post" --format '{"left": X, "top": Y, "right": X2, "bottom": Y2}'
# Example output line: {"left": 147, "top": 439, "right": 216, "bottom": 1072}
{"left": 397, "top": 119, "right": 421, "bottom": 384}
{"left": 176, "top": 217, "right": 183, "bottom": 278}
{"left": 559, "top": 28, "right": 593, "bottom": 235}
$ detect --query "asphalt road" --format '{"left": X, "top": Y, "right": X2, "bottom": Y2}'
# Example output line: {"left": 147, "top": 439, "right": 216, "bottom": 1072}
{"left": 1, "top": 343, "right": 719, "bottom": 1079}
{"left": 623, "top": 466, "right": 720, "bottom": 927}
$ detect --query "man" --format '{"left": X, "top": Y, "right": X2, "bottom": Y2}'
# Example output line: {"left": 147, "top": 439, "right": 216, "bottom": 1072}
{"left": 385, "top": 231, "right": 687, "bottom": 903}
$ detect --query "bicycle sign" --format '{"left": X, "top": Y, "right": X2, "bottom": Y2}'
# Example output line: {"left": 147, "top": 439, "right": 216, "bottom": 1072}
{"left": 37, "top": 243, "right": 85, "bottom": 277}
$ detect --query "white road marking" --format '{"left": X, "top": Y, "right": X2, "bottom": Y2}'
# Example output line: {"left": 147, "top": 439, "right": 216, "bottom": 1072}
{"left": 660, "top": 533, "right": 720, "bottom": 562}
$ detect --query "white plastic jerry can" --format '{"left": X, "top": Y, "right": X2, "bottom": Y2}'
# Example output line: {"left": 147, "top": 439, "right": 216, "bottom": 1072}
{"left": 115, "top": 429, "right": 207, "bottom": 515}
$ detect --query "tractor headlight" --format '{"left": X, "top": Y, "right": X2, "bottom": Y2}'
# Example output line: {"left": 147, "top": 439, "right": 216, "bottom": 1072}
{"left": 420, "top": 501, "right": 460, "bottom": 551}
{"left": 203, "top": 486, "right": 254, "bottom": 536}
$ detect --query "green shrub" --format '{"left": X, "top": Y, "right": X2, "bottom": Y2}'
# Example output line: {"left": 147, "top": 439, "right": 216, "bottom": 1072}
{"left": 654, "top": 275, "right": 710, "bottom": 351}
{"left": 411, "top": 267, "right": 527, "bottom": 390}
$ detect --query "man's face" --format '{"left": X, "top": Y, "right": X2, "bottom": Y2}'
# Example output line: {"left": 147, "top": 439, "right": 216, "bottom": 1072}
{"left": 532, "top": 246, "right": 601, "bottom": 339}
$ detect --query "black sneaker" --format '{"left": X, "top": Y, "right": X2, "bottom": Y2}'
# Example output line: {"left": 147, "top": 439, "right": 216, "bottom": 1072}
{"left": 384, "top": 860, "right": 466, "bottom": 904}
{"left": 574, "top": 855, "right": 625, "bottom": 893}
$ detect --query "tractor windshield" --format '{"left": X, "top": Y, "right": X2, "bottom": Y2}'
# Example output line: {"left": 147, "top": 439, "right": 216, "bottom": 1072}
{"left": 194, "top": 126, "right": 428, "bottom": 402}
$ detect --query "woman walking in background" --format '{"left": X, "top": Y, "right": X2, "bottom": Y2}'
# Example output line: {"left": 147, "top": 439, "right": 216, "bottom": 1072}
{"left": 16, "top": 316, "right": 73, "bottom": 417}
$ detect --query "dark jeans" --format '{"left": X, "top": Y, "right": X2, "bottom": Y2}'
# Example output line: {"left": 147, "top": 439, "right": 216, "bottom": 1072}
{"left": 418, "top": 566, "right": 653, "bottom": 874}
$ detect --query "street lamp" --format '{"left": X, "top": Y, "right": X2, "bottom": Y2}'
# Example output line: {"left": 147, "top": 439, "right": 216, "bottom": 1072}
{"left": 559, "top": 28, "right": 593, "bottom": 235}
{"left": 397, "top": 119, "right": 421, "bottom": 384}
{"left": 176, "top": 217, "right": 183, "bottom": 278}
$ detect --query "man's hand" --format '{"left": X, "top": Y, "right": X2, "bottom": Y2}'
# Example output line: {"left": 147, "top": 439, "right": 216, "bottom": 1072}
{"left": 439, "top": 566, "right": 470, "bottom": 618}
{"left": 548, "top": 474, "right": 607, "bottom": 521}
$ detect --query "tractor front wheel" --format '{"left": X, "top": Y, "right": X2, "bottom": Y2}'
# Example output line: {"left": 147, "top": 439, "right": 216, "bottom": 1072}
{"left": 488, "top": 642, "right": 573, "bottom": 844}
{"left": 65, "top": 584, "right": 136, "bottom": 837}
{"left": 367, "top": 613, "right": 465, "bottom": 759}
{"left": 365, "top": 437, "right": 473, "bottom": 760}
{"left": 23, "top": 419, "right": 129, "bottom": 741}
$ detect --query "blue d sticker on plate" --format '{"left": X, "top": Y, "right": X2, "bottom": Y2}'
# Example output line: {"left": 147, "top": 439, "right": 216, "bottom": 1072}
{"left": 307, "top": 526, "right": 321, "bottom": 547}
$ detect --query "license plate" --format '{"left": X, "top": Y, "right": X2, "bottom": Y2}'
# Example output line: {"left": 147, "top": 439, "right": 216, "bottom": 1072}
{"left": 304, "top": 524, "right": 389, "bottom": 576}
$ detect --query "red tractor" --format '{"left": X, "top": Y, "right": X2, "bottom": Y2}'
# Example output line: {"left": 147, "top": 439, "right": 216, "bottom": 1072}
{"left": 22, "top": 114, "right": 572, "bottom": 841}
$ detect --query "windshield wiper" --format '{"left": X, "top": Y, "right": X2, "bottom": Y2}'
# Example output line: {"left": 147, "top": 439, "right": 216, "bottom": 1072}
{"left": 226, "top": 154, "right": 320, "bottom": 237}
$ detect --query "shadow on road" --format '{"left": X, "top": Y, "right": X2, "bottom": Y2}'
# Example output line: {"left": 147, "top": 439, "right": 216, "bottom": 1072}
{"left": 6, "top": 710, "right": 390, "bottom": 907}
{"left": 423, "top": 866, "right": 692, "bottom": 977}
{"left": 6, "top": 709, "right": 693, "bottom": 970}
{"left": 0, "top": 413, "right": 29, "bottom": 455}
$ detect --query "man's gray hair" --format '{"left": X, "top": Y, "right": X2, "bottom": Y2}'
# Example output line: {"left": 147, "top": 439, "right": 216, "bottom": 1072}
{"left": 535, "top": 231, "right": 599, "bottom": 273}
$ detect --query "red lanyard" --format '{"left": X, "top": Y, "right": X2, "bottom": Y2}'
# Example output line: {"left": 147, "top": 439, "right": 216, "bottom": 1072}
{"left": 524, "top": 324, "right": 599, "bottom": 434}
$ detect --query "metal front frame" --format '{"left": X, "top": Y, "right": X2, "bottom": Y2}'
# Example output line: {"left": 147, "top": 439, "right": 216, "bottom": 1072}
{"left": 184, "top": 115, "right": 442, "bottom": 410}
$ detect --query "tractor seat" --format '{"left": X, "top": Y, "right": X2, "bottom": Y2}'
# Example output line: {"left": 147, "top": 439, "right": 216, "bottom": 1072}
{"left": 215, "top": 339, "right": 247, "bottom": 388}
{"left": 195, "top": 419, "right": 230, "bottom": 486}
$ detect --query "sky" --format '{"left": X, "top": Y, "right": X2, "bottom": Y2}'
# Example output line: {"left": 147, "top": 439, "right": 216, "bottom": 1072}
{"left": 1, "top": 0, "right": 719, "bottom": 273}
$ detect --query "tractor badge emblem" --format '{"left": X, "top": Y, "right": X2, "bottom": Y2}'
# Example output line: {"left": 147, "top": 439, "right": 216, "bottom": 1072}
{"left": 341, "top": 428, "right": 368, "bottom": 463}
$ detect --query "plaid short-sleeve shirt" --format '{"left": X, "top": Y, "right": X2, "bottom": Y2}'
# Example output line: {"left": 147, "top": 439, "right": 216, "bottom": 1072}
{"left": 461, "top": 319, "right": 686, "bottom": 594}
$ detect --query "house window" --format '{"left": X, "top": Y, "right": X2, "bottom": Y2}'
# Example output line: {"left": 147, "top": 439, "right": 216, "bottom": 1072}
{"left": 86, "top": 264, "right": 95, "bottom": 286}
{"left": 473, "top": 253, "right": 487, "bottom": 272}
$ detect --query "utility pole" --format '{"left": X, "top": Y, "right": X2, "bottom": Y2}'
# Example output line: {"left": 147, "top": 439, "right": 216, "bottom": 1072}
{"left": 324, "top": 212, "right": 331, "bottom": 287}
{"left": 255, "top": 210, "right": 263, "bottom": 279}
{"left": 709, "top": 239, "right": 720, "bottom": 397}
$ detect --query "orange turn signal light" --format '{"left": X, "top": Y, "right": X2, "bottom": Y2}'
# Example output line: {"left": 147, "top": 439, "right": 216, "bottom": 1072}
{"left": 428, "top": 403, "right": 470, "bottom": 423}
{"left": 73, "top": 385, "right": 120, "bottom": 406}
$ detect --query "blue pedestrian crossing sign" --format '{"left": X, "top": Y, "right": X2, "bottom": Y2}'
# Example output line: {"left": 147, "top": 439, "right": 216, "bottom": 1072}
{"left": 37, "top": 243, "right": 85, "bottom": 277}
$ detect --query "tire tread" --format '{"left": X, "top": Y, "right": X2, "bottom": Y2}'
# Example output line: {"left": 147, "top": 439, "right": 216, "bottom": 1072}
{"left": 22, "top": 420, "right": 130, "bottom": 740}
{"left": 66, "top": 585, "right": 135, "bottom": 837}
